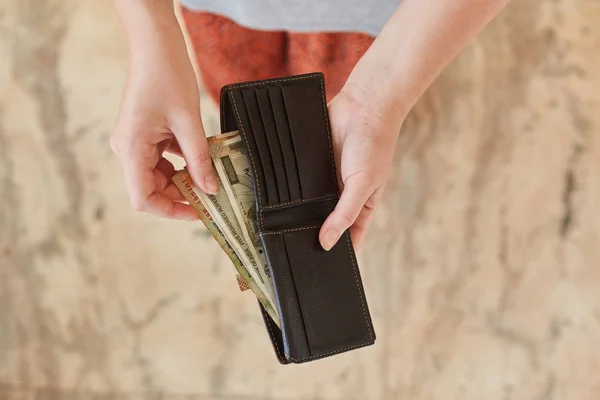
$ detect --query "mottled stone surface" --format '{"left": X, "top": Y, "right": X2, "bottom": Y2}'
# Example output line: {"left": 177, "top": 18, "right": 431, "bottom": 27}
{"left": 1, "top": 0, "right": 599, "bottom": 399}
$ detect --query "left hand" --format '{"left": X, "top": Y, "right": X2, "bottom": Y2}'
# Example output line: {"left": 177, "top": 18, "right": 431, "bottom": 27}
{"left": 319, "top": 87, "right": 405, "bottom": 251}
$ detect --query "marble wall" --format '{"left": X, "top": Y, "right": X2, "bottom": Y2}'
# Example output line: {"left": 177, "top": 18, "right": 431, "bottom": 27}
{"left": 1, "top": 0, "right": 599, "bottom": 399}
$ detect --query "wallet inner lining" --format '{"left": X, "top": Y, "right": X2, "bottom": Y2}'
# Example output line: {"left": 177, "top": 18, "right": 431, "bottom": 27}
{"left": 279, "top": 82, "right": 338, "bottom": 199}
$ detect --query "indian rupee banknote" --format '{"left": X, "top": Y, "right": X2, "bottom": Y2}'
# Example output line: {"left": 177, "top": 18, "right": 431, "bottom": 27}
{"left": 172, "top": 168, "right": 280, "bottom": 326}
{"left": 208, "top": 133, "right": 276, "bottom": 301}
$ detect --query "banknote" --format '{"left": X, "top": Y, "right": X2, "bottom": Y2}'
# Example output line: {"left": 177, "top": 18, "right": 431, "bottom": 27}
{"left": 172, "top": 169, "right": 280, "bottom": 327}
{"left": 180, "top": 134, "right": 275, "bottom": 303}
{"left": 208, "top": 134, "right": 275, "bottom": 300}
{"left": 172, "top": 169, "right": 244, "bottom": 272}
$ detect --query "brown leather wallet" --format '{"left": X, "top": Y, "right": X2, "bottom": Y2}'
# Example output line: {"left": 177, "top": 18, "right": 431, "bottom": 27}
{"left": 220, "top": 73, "right": 376, "bottom": 364}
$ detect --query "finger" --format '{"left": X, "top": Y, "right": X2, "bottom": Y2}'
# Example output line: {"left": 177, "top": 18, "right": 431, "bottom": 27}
{"left": 156, "top": 157, "right": 177, "bottom": 179}
{"left": 157, "top": 138, "right": 175, "bottom": 155}
{"left": 154, "top": 158, "right": 185, "bottom": 201}
{"left": 349, "top": 200, "right": 377, "bottom": 249}
{"left": 319, "top": 174, "right": 374, "bottom": 251}
{"left": 122, "top": 141, "right": 158, "bottom": 209}
{"left": 163, "top": 183, "right": 186, "bottom": 202}
{"left": 123, "top": 147, "right": 196, "bottom": 220}
{"left": 142, "top": 192, "right": 199, "bottom": 220}
{"left": 350, "top": 188, "right": 383, "bottom": 248}
{"left": 165, "top": 140, "right": 184, "bottom": 157}
{"left": 152, "top": 170, "right": 185, "bottom": 202}
{"left": 173, "top": 116, "right": 219, "bottom": 195}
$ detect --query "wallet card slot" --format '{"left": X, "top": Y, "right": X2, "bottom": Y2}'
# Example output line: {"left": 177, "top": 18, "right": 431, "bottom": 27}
{"left": 241, "top": 88, "right": 280, "bottom": 206}
{"left": 268, "top": 86, "right": 303, "bottom": 201}
{"left": 281, "top": 227, "right": 374, "bottom": 358}
{"left": 260, "top": 196, "right": 337, "bottom": 232}
{"left": 280, "top": 80, "right": 338, "bottom": 199}
{"left": 228, "top": 91, "right": 269, "bottom": 207}
{"left": 261, "top": 233, "right": 311, "bottom": 360}
{"left": 255, "top": 87, "right": 291, "bottom": 203}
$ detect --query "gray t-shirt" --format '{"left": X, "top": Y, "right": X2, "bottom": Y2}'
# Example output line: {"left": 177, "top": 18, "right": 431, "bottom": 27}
{"left": 179, "top": 0, "right": 399, "bottom": 36}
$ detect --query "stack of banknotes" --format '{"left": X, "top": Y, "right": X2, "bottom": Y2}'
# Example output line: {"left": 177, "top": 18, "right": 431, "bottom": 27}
{"left": 172, "top": 131, "right": 280, "bottom": 327}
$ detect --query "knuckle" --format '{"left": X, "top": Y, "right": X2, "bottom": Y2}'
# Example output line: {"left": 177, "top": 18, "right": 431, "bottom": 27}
{"left": 345, "top": 170, "right": 377, "bottom": 188}
{"left": 175, "top": 110, "right": 201, "bottom": 126}
{"left": 170, "top": 111, "right": 202, "bottom": 133}
{"left": 190, "top": 150, "right": 212, "bottom": 167}
{"left": 364, "top": 197, "right": 379, "bottom": 211}
{"left": 338, "top": 212, "right": 356, "bottom": 228}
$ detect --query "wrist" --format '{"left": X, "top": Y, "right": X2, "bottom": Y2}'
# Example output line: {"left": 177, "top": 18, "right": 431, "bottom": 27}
{"left": 115, "top": 0, "right": 184, "bottom": 60}
{"left": 341, "top": 66, "right": 408, "bottom": 136}
{"left": 115, "top": 0, "right": 176, "bottom": 29}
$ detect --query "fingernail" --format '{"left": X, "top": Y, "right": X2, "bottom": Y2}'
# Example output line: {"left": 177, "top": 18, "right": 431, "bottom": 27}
{"left": 205, "top": 174, "right": 219, "bottom": 195}
{"left": 321, "top": 228, "right": 339, "bottom": 251}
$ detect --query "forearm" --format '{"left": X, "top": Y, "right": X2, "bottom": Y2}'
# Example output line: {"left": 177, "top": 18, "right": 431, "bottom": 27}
{"left": 344, "top": 0, "right": 510, "bottom": 122}
{"left": 114, "top": 0, "right": 189, "bottom": 65}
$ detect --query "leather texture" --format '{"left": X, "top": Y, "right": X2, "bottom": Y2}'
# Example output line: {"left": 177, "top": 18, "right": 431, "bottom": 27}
{"left": 220, "top": 73, "right": 375, "bottom": 364}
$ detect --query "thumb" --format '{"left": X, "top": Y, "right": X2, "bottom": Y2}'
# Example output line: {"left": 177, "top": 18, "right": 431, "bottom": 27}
{"left": 173, "top": 115, "right": 219, "bottom": 195}
{"left": 319, "top": 174, "right": 373, "bottom": 251}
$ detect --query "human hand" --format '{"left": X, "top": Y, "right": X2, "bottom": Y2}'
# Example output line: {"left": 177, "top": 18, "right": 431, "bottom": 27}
{"left": 110, "top": 1, "right": 217, "bottom": 220}
{"left": 319, "top": 87, "right": 404, "bottom": 250}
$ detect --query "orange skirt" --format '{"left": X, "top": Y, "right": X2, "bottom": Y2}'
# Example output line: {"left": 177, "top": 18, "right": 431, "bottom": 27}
{"left": 181, "top": 8, "right": 375, "bottom": 103}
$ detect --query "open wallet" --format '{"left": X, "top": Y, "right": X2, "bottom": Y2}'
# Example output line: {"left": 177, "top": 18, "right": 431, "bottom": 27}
{"left": 219, "top": 73, "right": 376, "bottom": 364}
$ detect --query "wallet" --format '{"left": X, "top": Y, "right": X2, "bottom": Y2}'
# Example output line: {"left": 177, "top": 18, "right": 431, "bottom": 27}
{"left": 220, "top": 73, "right": 376, "bottom": 364}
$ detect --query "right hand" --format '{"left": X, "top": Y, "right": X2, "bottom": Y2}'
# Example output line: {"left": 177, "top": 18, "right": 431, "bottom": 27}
{"left": 111, "top": 1, "right": 217, "bottom": 220}
{"left": 319, "top": 86, "right": 404, "bottom": 250}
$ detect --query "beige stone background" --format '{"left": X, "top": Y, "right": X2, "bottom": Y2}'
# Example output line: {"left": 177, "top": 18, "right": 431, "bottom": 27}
{"left": 1, "top": 0, "right": 599, "bottom": 399}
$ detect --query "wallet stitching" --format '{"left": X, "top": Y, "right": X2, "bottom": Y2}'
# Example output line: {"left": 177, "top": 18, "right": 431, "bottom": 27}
{"left": 287, "top": 340, "right": 373, "bottom": 362}
{"left": 228, "top": 74, "right": 326, "bottom": 231}
{"left": 260, "top": 225, "right": 322, "bottom": 236}
{"left": 262, "top": 193, "right": 338, "bottom": 210}
{"left": 318, "top": 76, "right": 340, "bottom": 197}
{"left": 220, "top": 92, "right": 225, "bottom": 131}
{"left": 318, "top": 77, "right": 375, "bottom": 344}
{"left": 224, "top": 73, "right": 324, "bottom": 91}
{"left": 227, "top": 76, "right": 319, "bottom": 363}
{"left": 222, "top": 73, "right": 322, "bottom": 131}
{"left": 224, "top": 74, "right": 375, "bottom": 363}
{"left": 279, "top": 231, "right": 376, "bottom": 362}
{"left": 344, "top": 231, "right": 375, "bottom": 342}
